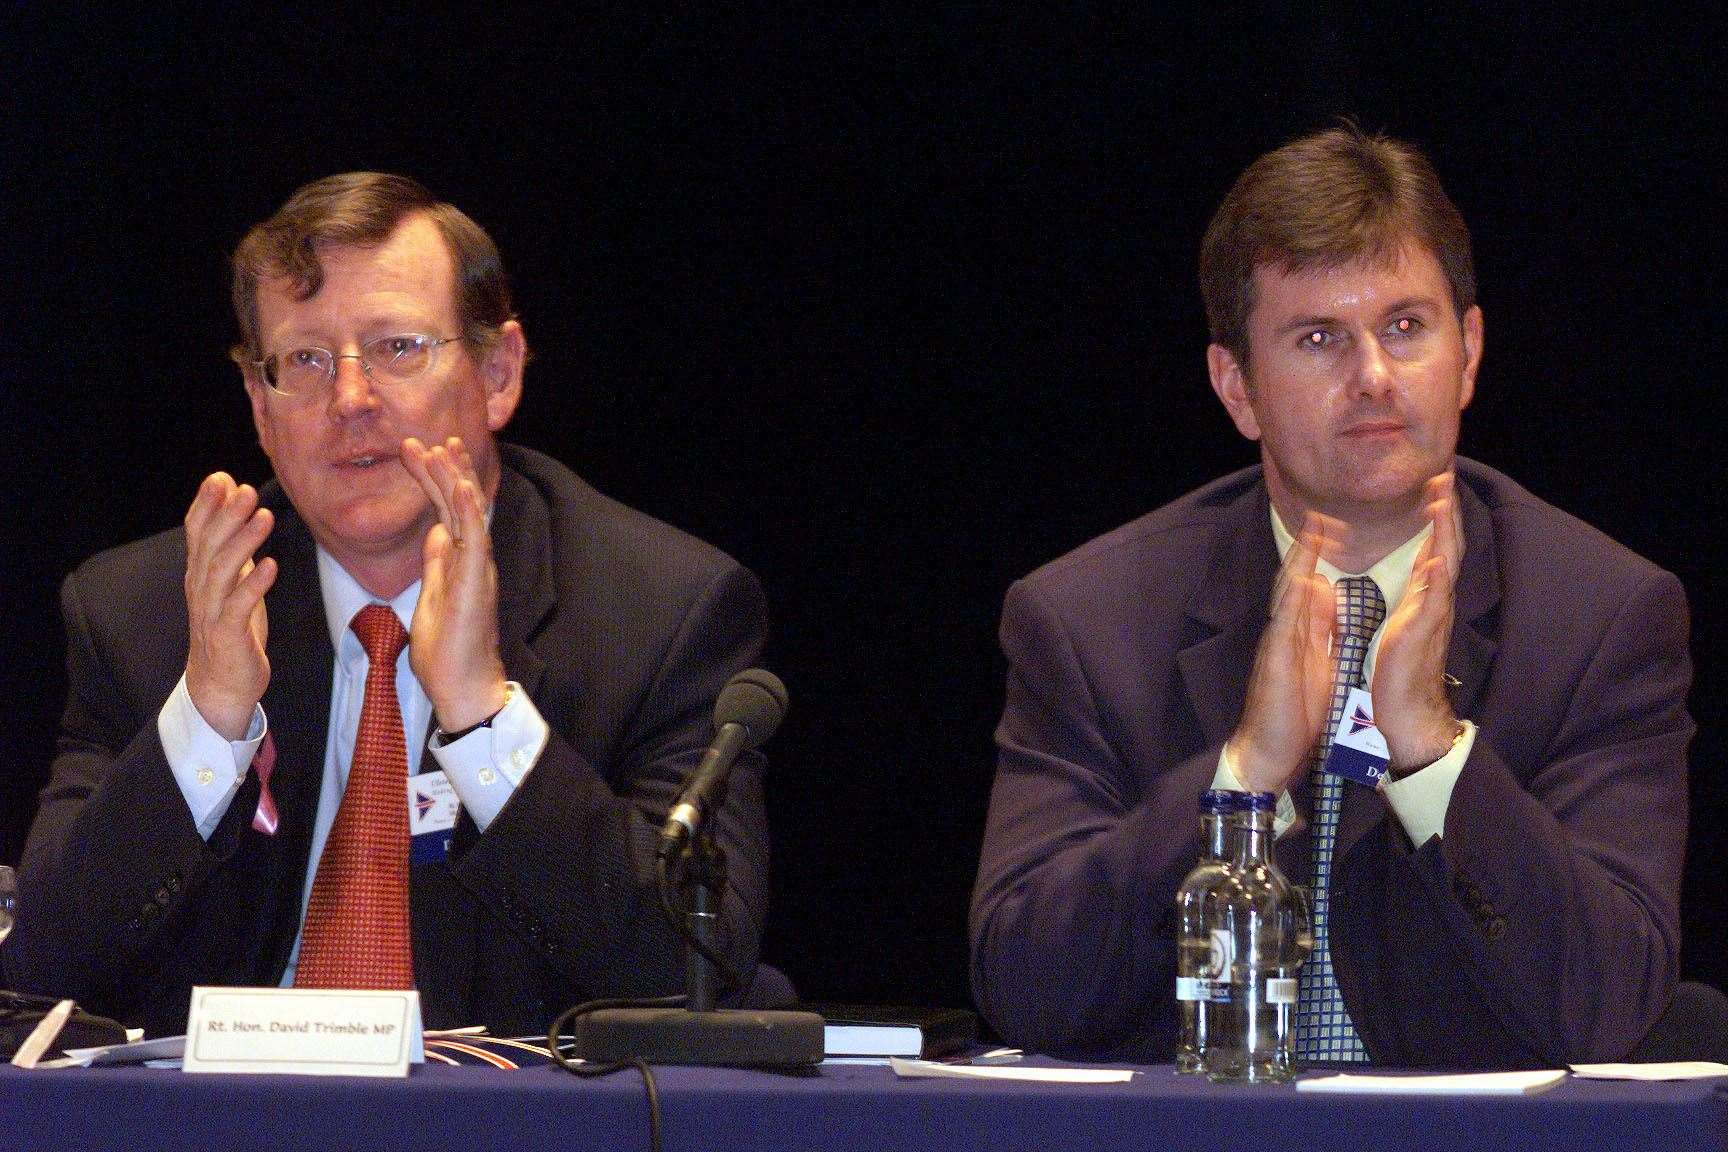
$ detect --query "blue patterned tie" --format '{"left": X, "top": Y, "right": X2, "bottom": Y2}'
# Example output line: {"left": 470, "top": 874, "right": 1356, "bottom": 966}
{"left": 1295, "top": 575, "right": 1386, "bottom": 1063}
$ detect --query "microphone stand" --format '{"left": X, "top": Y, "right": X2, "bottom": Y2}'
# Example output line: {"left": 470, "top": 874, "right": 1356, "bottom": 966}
{"left": 566, "top": 828, "right": 824, "bottom": 1068}
{"left": 682, "top": 832, "right": 726, "bottom": 1014}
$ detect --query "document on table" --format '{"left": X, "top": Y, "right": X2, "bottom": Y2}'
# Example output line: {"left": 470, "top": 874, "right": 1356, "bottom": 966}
{"left": 53, "top": 1034, "right": 185, "bottom": 1068}
{"left": 51, "top": 1026, "right": 535, "bottom": 1072}
{"left": 1296, "top": 1070, "right": 1566, "bottom": 1095}
{"left": 1570, "top": 1062, "right": 1728, "bottom": 1081}
{"left": 889, "top": 1057, "right": 1134, "bottom": 1083}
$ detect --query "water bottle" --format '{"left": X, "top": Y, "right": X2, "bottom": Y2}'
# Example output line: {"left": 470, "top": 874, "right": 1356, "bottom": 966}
{"left": 1174, "top": 789, "right": 1239, "bottom": 1073}
{"left": 1204, "top": 791, "right": 1308, "bottom": 1083}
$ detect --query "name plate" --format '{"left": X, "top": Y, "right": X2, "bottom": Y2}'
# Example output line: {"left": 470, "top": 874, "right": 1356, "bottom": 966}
{"left": 184, "top": 986, "right": 423, "bottom": 1077}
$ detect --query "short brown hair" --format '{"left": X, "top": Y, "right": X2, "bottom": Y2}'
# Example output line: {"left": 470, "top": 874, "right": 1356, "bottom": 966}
{"left": 230, "top": 172, "right": 516, "bottom": 364}
{"left": 1199, "top": 123, "right": 1475, "bottom": 364}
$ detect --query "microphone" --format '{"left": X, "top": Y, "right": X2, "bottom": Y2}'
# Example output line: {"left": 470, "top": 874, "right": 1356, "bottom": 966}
{"left": 571, "top": 666, "right": 823, "bottom": 1068}
{"left": 657, "top": 669, "right": 787, "bottom": 860}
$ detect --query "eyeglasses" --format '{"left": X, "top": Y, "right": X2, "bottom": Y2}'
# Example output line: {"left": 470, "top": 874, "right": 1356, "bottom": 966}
{"left": 252, "top": 333, "right": 465, "bottom": 398}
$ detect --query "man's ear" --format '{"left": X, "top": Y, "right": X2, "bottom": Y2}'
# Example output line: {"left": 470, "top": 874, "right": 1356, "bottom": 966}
{"left": 242, "top": 364, "right": 276, "bottom": 458}
{"left": 1458, "top": 304, "right": 1483, "bottom": 411}
{"left": 1207, "top": 343, "right": 1262, "bottom": 441}
{"left": 482, "top": 320, "right": 526, "bottom": 431}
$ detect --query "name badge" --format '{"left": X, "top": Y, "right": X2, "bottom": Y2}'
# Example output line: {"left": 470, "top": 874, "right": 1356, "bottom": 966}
{"left": 1321, "top": 687, "right": 1390, "bottom": 787}
{"left": 407, "top": 769, "right": 459, "bottom": 864}
{"left": 184, "top": 986, "right": 423, "bottom": 1077}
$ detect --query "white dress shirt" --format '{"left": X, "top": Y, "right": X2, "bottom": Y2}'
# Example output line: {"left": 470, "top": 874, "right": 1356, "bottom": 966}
{"left": 157, "top": 545, "right": 550, "bottom": 983}
{"left": 1213, "top": 509, "right": 1476, "bottom": 846}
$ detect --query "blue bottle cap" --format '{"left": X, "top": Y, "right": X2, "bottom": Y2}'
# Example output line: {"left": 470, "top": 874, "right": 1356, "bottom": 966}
{"left": 1199, "top": 789, "right": 1240, "bottom": 813}
{"left": 1236, "top": 791, "right": 1275, "bottom": 812}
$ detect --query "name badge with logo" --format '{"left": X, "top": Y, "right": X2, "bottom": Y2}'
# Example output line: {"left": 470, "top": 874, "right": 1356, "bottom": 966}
{"left": 1321, "top": 686, "right": 1391, "bottom": 787}
{"left": 406, "top": 770, "right": 459, "bottom": 864}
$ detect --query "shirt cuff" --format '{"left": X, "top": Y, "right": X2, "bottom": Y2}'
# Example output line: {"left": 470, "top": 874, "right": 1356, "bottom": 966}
{"left": 1382, "top": 720, "right": 1477, "bottom": 846}
{"left": 158, "top": 674, "right": 266, "bottom": 841}
{"left": 1212, "top": 746, "right": 1297, "bottom": 839}
{"left": 428, "top": 681, "right": 548, "bottom": 833}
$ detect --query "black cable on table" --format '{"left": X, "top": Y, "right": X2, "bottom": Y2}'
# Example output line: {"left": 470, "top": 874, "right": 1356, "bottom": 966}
{"left": 549, "top": 994, "right": 686, "bottom": 1152}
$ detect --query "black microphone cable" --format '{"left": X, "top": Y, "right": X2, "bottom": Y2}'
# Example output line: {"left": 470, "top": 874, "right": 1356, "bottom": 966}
{"left": 545, "top": 666, "right": 789, "bottom": 1151}
{"left": 548, "top": 993, "right": 685, "bottom": 1152}
{"left": 656, "top": 852, "right": 743, "bottom": 996}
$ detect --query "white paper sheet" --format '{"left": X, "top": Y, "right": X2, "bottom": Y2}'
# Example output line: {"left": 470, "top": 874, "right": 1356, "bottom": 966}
{"left": 59, "top": 1034, "right": 187, "bottom": 1067}
{"left": 1296, "top": 1069, "right": 1566, "bottom": 1095}
{"left": 1569, "top": 1061, "right": 1728, "bottom": 1081}
{"left": 889, "top": 1057, "right": 1134, "bottom": 1083}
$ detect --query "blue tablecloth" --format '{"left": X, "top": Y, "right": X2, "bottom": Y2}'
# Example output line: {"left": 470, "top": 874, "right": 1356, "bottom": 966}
{"left": 1, "top": 1060, "right": 1723, "bottom": 1151}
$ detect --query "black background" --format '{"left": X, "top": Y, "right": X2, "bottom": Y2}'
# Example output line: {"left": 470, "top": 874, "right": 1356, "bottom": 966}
{"left": 3, "top": 7, "right": 1723, "bottom": 1013}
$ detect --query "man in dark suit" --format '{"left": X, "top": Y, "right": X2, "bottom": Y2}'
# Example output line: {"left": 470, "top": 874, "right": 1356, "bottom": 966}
{"left": 970, "top": 126, "right": 1694, "bottom": 1067}
{"left": 10, "top": 174, "right": 770, "bottom": 1037}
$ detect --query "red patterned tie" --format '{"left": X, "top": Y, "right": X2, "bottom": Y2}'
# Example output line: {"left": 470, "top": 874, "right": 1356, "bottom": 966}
{"left": 295, "top": 604, "right": 414, "bottom": 989}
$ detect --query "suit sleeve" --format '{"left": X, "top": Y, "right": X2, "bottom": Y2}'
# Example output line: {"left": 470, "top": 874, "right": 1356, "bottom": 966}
{"left": 443, "top": 561, "right": 771, "bottom": 1002}
{"left": 970, "top": 578, "right": 1215, "bottom": 1059}
{"left": 9, "top": 571, "right": 262, "bottom": 1007}
{"left": 1358, "top": 568, "right": 1693, "bottom": 1064}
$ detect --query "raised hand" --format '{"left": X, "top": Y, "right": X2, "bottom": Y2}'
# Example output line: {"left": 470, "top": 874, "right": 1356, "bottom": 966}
{"left": 1227, "top": 512, "right": 1339, "bottom": 794}
{"left": 1372, "top": 472, "right": 1464, "bottom": 775}
{"left": 183, "top": 473, "right": 277, "bottom": 740}
{"left": 401, "top": 436, "right": 509, "bottom": 733}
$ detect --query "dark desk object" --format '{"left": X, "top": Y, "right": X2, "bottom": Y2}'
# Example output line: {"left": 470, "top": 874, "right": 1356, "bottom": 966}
{"left": 0, "top": 1061, "right": 1722, "bottom": 1151}
{"left": 0, "top": 991, "right": 127, "bottom": 1060}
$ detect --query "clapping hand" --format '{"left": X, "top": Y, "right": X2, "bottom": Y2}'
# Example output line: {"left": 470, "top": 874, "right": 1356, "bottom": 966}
{"left": 183, "top": 473, "right": 277, "bottom": 741}
{"left": 401, "top": 436, "right": 509, "bottom": 733}
{"left": 1227, "top": 512, "right": 1339, "bottom": 795}
{"left": 1372, "top": 472, "right": 1464, "bottom": 776}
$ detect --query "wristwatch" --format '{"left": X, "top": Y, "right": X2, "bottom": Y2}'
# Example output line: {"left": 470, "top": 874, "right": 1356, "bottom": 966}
{"left": 432, "top": 684, "right": 513, "bottom": 747}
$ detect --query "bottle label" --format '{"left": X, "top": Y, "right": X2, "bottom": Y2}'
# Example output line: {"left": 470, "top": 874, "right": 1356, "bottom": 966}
{"left": 1176, "top": 977, "right": 1232, "bottom": 1003}
{"left": 1266, "top": 978, "right": 1297, "bottom": 1005}
{"left": 1206, "top": 929, "right": 1234, "bottom": 977}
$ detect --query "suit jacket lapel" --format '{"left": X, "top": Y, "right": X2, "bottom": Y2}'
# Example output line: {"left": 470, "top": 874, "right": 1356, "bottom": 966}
{"left": 253, "top": 493, "right": 335, "bottom": 981}
{"left": 490, "top": 464, "right": 555, "bottom": 703}
{"left": 1443, "top": 477, "right": 1500, "bottom": 720}
{"left": 1175, "top": 479, "right": 1281, "bottom": 754}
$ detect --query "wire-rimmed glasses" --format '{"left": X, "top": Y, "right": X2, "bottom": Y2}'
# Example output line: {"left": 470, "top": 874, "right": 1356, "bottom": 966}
{"left": 251, "top": 333, "right": 465, "bottom": 398}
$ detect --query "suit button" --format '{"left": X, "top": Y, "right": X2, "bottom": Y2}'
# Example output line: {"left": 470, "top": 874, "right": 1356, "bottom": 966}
{"left": 167, "top": 874, "right": 183, "bottom": 894}
{"left": 139, "top": 903, "right": 158, "bottom": 923}
{"left": 1485, "top": 917, "right": 1507, "bottom": 941}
